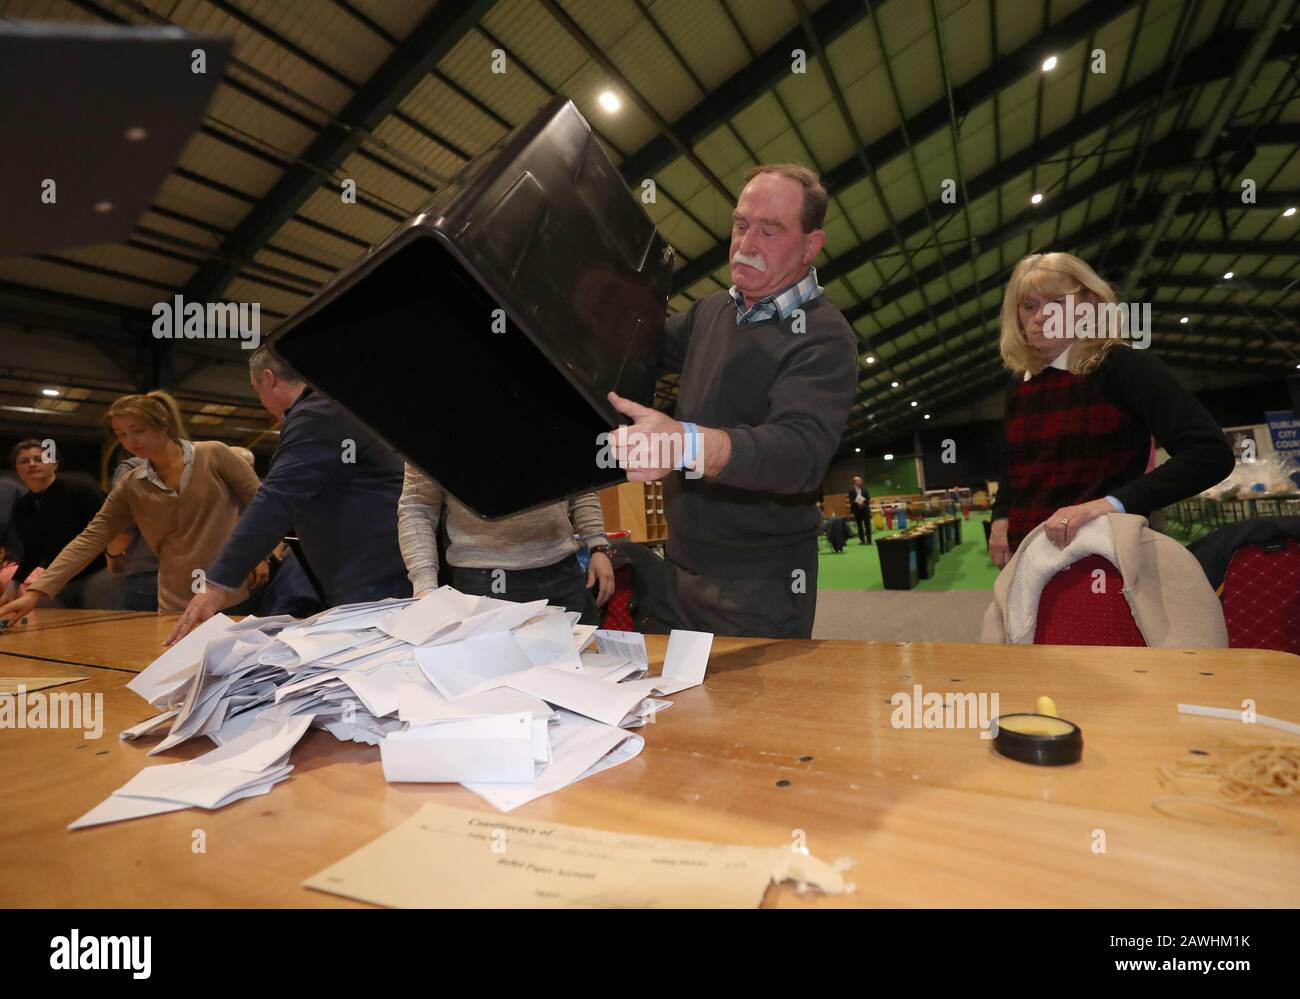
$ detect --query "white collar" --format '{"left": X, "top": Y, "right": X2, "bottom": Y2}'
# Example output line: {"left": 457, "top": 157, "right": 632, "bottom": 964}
{"left": 1024, "top": 343, "right": 1073, "bottom": 380}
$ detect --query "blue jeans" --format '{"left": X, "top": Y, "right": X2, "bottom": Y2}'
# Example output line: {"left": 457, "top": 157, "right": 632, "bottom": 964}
{"left": 452, "top": 555, "right": 597, "bottom": 625}
{"left": 117, "top": 572, "right": 158, "bottom": 612}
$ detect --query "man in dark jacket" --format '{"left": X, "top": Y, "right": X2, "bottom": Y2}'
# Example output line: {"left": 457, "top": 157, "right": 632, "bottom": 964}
{"left": 165, "top": 347, "right": 409, "bottom": 642}
{"left": 3, "top": 439, "right": 107, "bottom": 608}
{"left": 847, "top": 475, "right": 872, "bottom": 544}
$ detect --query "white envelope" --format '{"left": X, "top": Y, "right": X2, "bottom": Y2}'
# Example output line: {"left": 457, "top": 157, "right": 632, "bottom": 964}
{"left": 380, "top": 712, "right": 536, "bottom": 783}
{"left": 414, "top": 632, "right": 534, "bottom": 699}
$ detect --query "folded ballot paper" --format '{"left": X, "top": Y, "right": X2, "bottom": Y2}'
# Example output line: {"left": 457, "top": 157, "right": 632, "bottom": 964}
{"left": 70, "top": 590, "right": 713, "bottom": 829}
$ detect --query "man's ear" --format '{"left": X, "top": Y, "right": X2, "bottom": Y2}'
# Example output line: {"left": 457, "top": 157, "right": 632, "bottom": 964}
{"left": 803, "top": 228, "right": 826, "bottom": 265}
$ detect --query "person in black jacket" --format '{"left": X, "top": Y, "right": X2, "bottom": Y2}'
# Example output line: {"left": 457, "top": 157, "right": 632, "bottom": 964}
{"left": 165, "top": 347, "right": 410, "bottom": 643}
{"left": 4, "top": 439, "right": 109, "bottom": 608}
{"left": 847, "top": 475, "right": 872, "bottom": 544}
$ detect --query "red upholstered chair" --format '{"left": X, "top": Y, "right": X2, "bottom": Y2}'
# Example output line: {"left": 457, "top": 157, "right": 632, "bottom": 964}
{"left": 601, "top": 564, "right": 635, "bottom": 632}
{"left": 599, "top": 531, "right": 636, "bottom": 632}
{"left": 1220, "top": 540, "right": 1300, "bottom": 654}
{"left": 1033, "top": 554, "right": 1147, "bottom": 646}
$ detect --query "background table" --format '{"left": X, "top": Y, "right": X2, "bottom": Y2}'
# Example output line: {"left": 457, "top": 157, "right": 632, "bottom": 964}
{"left": 2, "top": 610, "right": 1298, "bottom": 907}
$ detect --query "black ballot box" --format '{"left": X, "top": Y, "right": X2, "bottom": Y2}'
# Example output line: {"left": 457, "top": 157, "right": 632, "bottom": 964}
{"left": 950, "top": 515, "right": 963, "bottom": 546}
{"left": 271, "top": 95, "right": 674, "bottom": 519}
{"left": 914, "top": 528, "right": 938, "bottom": 579}
{"left": 935, "top": 518, "right": 951, "bottom": 554}
{"left": 0, "top": 23, "right": 230, "bottom": 257}
{"left": 878, "top": 535, "right": 919, "bottom": 590}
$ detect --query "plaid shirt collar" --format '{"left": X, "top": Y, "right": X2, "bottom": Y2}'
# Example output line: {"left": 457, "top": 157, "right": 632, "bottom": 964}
{"left": 729, "top": 267, "right": 824, "bottom": 324}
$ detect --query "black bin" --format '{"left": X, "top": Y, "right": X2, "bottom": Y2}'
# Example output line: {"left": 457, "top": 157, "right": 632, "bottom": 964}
{"left": 915, "top": 529, "right": 938, "bottom": 579}
{"left": 878, "top": 535, "right": 919, "bottom": 590}
{"left": 270, "top": 96, "right": 674, "bottom": 519}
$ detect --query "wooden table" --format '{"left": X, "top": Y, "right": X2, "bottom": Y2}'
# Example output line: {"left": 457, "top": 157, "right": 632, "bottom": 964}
{"left": 2, "top": 610, "right": 1298, "bottom": 907}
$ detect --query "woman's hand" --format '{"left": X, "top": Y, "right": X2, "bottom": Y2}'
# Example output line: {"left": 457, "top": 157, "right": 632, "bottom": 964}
{"left": 0, "top": 590, "right": 40, "bottom": 626}
{"left": 587, "top": 551, "right": 615, "bottom": 607}
{"left": 989, "top": 518, "right": 1012, "bottom": 568}
{"left": 1043, "top": 498, "right": 1115, "bottom": 548}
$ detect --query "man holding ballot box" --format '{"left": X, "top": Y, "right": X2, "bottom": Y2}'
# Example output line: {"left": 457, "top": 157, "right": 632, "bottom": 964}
{"left": 608, "top": 164, "right": 856, "bottom": 639}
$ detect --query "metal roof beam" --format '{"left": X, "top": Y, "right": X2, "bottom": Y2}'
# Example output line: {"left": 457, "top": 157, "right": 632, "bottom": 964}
{"left": 181, "top": 0, "right": 495, "bottom": 305}
{"left": 615, "top": 0, "right": 871, "bottom": 183}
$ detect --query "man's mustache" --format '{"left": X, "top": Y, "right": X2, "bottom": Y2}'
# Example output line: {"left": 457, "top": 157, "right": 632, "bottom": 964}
{"left": 731, "top": 251, "right": 766, "bottom": 273}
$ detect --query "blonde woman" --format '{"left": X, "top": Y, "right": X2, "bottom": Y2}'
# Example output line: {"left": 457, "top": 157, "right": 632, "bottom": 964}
{"left": 0, "top": 391, "right": 261, "bottom": 621}
{"left": 988, "top": 252, "right": 1233, "bottom": 566}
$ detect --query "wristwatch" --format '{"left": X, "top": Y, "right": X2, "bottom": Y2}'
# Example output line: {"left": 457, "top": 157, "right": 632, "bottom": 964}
{"left": 587, "top": 543, "right": 615, "bottom": 559}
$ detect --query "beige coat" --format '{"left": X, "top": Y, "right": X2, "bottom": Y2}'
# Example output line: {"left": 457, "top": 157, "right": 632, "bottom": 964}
{"left": 981, "top": 512, "right": 1228, "bottom": 648}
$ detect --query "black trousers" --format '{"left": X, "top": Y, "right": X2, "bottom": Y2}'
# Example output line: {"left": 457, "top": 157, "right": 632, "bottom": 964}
{"left": 452, "top": 554, "right": 597, "bottom": 625}
{"left": 649, "top": 549, "right": 819, "bottom": 639}
{"left": 852, "top": 505, "right": 872, "bottom": 543}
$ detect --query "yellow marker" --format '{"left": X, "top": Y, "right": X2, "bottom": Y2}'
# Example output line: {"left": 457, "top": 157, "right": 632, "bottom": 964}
{"left": 997, "top": 714, "right": 1075, "bottom": 738}
{"left": 1036, "top": 695, "right": 1058, "bottom": 718}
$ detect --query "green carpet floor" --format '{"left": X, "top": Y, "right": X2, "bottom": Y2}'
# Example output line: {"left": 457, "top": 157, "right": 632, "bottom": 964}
{"left": 818, "top": 511, "right": 1000, "bottom": 591}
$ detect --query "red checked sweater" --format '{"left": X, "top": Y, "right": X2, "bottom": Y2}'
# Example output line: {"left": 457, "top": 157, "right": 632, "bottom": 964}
{"left": 991, "top": 347, "right": 1234, "bottom": 553}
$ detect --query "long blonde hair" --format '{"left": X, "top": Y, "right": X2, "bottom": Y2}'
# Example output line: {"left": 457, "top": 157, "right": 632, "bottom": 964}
{"left": 106, "top": 390, "right": 191, "bottom": 441}
{"left": 1000, "top": 252, "right": 1128, "bottom": 377}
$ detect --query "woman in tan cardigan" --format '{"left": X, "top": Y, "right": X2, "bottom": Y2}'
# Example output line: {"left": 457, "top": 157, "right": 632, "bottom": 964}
{"left": 0, "top": 391, "right": 261, "bottom": 620}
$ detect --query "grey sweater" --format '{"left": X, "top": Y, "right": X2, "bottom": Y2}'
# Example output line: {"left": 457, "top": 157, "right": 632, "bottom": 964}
{"left": 662, "top": 291, "right": 857, "bottom": 575}
{"left": 397, "top": 464, "right": 608, "bottom": 594}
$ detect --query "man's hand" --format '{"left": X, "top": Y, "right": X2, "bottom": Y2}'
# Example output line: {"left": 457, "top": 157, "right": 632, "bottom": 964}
{"left": 606, "top": 392, "right": 732, "bottom": 480}
{"left": 246, "top": 559, "right": 270, "bottom": 593}
{"left": 586, "top": 550, "right": 615, "bottom": 607}
{"left": 607, "top": 392, "right": 685, "bottom": 483}
{"left": 164, "top": 581, "right": 232, "bottom": 645}
{"left": 0, "top": 590, "right": 40, "bottom": 626}
{"left": 1043, "top": 498, "right": 1114, "bottom": 549}
{"left": 989, "top": 518, "right": 1012, "bottom": 568}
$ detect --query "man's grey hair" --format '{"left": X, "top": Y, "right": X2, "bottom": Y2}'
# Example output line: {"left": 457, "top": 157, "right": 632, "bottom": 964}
{"left": 249, "top": 344, "right": 301, "bottom": 382}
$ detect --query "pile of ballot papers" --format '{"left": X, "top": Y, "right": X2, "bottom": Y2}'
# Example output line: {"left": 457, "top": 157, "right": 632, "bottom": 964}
{"left": 70, "top": 588, "right": 713, "bottom": 829}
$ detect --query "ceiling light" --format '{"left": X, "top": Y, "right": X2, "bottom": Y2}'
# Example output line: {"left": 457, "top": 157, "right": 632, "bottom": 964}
{"left": 1179, "top": 316, "right": 1189, "bottom": 324}
{"left": 1030, "top": 193, "right": 1043, "bottom": 205}
{"left": 1042, "top": 55, "right": 1058, "bottom": 72}
{"left": 1223, "top": 271, "right": 1234, "bottom": 280}
{"left": 598, "top": 91, "right": 621, "bottom": 112}
{"left": 910, "top": 401, "right": 918, "bottom": 407}
{"left": 41, "top": 388, "right": 60, "bottom": 397}
{"left": 923, "top": 414, "right": 931, "bottom": 420}
{"left": 854, "top": 447, "right": 861, "bottom": 453}
{"left": 866, "top": 355, "right": 876, "bottom": 364}
{"left": 1284, "top": 207, "right": 1296, "bottom": 217}
{"left": 890, "top": 380, "right": 899, "bottom": 388}
{"left": 883, "top": 453, "right": 894, "bottom": 461}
